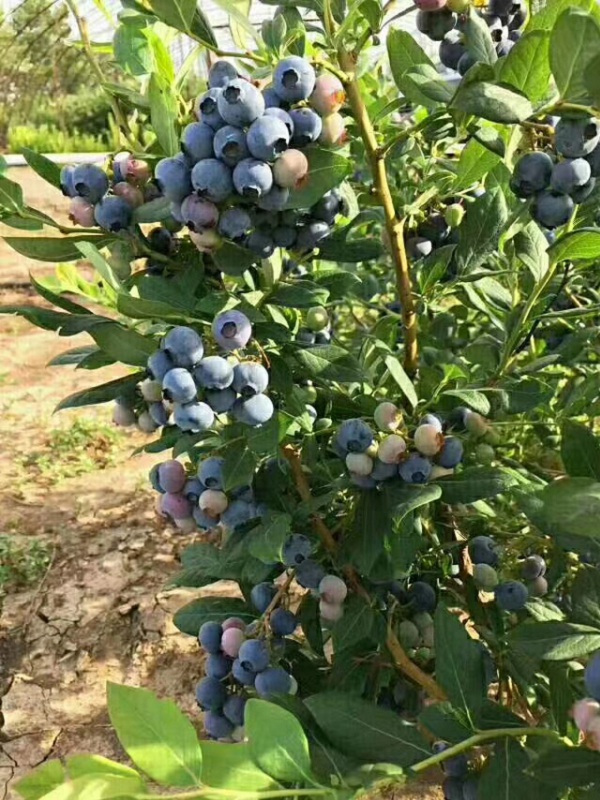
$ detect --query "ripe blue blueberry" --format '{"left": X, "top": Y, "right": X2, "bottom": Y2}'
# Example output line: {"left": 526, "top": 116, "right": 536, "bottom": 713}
{"left": 212, "top": 310, "right": 252, "bottom": 350}
{"left": 198, "top": 457, "right": 224, "bottom": 489}
{"left": 289, "top": 108, "right": 323, "bottom": 147}
{"left": 148, "top": 402, "right": 169, "bottom": 427}
{"left": 181, "top": 122, "right": 215, "bottom": 163}
{"left": 217, "top": 79, "right": 265, "bottom": 127}
{"left": 399, "top": 454, "right": 433, "bottom": 484}
{"left": 510, "top": 152, "right": 554, "bottom": 198}
{"left": 233, "top": 158, "right": 274, "bottom": 199}
{"left": 468, "top": 535, "right": 499, "bottom": 567}
{"left": 350, "top": 473, "right": 377, "bottom": 489}
{"left": 206, "top": 653, "right": 232, "bottom": 680}
{"left": 220, "top": 499, "right": 259, "bottom": 530}
{"left": 232, "top": 362, "right": 269, "bottom": 397}
{"left": 72, "top": 164, "right": 109, "bottom": 203}
{"left": 437, "top": 437, "right": 463, "bottom": 469}
{"left": 439, "top": 31, "right": 466, "bottom": 71}
{"left": 495, "top": 580, "right": 528, "bottom": 611}
{"left": 296, "top": 221, "right": 331, "bottom": 251}
{"left": 233, "top": 394, "right": 274, "bottom": 426}
{"left": 273, "top": 226, "right": 297, "bottom": 248}
{"left": 205, "top": 388, "right": 237, "bottom": 413}
{"left": 442, "top": 777, "right": 465, "bottom": 800}
{"left": 148, "top": 227, "right": 174, "bottom": 255}
{"left": 213, "top": 125, "right": 249, "bottom": 167}
{"left": 223, "top": 695, "right": 246, "bottom": 726}
{"left": 94, "top": 197, "right": 133, "bottom": 233}
{"left": 251, "top": 582, "right": 277, "bottom": 613}
{"left": 181, "top": 195, "right": 219, "bottom": 232}
{"left": 336, "top": 419, "right": 374, "bottom": 454}
{"left": 531, "top": 191, "right": 574, "bottom": 229}
{"left": 245, "top": 230, "right": 275, "bottom": 258}
{"left": 163, "top": 326, "right": 204, "bottom": 368}
{"left": 194, "top": 356, "right": 234, "bottom": 390}
{"left": 232, "top": 658, "right": 256, "bottom": 686}
{"left": 218, "top": 207, "right": 252, "bottom": 240}
{"left": 162, "top": 368, "right": 197, "bottom": 403}
{"left": 263, "top": 86, "right": 283, "bottom": 107}
{"left": 416, "top": 8, "right": 456, "bottom": 41}
{"left": 203, "top": 711, "right": 234, "bottom": 740}
{"left": 247, "top": 116, "right": 290, "bottom": 162}
{"left": 183, "top": 478, "right": 204, "bottom": 503}
{"left": 191, "top": 159, "right": 233, "bottom": 203}
{"left": 60, "top": 165, "right": 77, "bottom": 197}
{"left": 421, "top": 413, "right": 443, "bottom": 432}
{"left": 443, "top": 753, "right": 469, "bottom": 778}
{"left": 148, "top": 349, "right": 175, "bottom": 381}
{"left": 586, "top": 143, "right": 600, "bottom": 177}
{"left": 550, "top": 158, "right": 592, "bottom": 195}
{"left": 209, "top": 60, "right": 238, "bottom": 89}
{"left": 555, "top": 117, "right": 600, "bottom": 159}
{"left": 273, "top": 56, "right": 316, "bottom": 103}
{"left": 571, "top": 177, "right": 596, "bottom": 203}
{"left": 295, "top": 558, "right": 327, "bottom": 589}
{"left": 522, "top": 554, "right": 546, "bottom": 580}
{"left": 282, "top": 533, "right": 313, "bottom": 567}
{"left": 173, "top": 401, "right": 215, "bottom": 432}
{"left": 406, "top": 236, "right": 433, "bottom": 259}
{"left": 371, "top": 460, "right": 398, "bottom": 481}
{"left": 264, "top": 107, "right": 294, "bottom": 137}
{"left": 238, "top": 639, "right": 270, "bottom": 672}
{"left": 255, "top": 666, "right": 293, "bottom": 697}
{"left": 584, "top": 651, "right": 600, "bottom": 701}
{"left": 199, "top": 625, "right": 224, "bottom": 661}
{"left": 195, "top": 676, "right": 227, "bottom": 710}
{"left": 270, "top": 609, "right": 298, "bottom": 637}
{"left": 408, "top": 581, "right": 437, "bottom": 613}
{"left": 457, "top": 51, "right": 477, "bottom": 76}
{"left": 197, "top": 88, "right": 226, "bottom": 130}
{"left": 155, "top": 156, "right": 193, "bottom": 203}
{"left": 257, "top": 185, "right": 290, "bottom": 212}
{"left": 312, "top": 191, "right": 343, "bottom": 224}
{"left": 193, "top": 506, "right": 217, "bottom": 530}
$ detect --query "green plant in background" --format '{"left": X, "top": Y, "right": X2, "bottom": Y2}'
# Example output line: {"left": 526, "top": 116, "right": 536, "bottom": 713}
{"left": 3, "top": 0, "right": 600, "bottom": 798}
{"left": 0, "top": 534, "right": 51, "bottom": 595}
{"left": 8, "top": 125, "right": 110, "bottom": 155}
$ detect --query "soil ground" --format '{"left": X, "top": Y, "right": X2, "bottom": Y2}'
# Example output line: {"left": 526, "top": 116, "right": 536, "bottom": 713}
{"left": 0, "top": 168, "right": 441, "bottom": 800}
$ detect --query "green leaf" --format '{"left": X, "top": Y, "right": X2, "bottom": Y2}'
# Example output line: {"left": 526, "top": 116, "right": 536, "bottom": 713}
{"left": 332, "top": 595, "right": 377, "bottom": 652}
{"left": 318, "top": 236, "right": 383, "bottom": 263}
{"left": 245, "top": 699, "right": 314, "bottom": 783}
{"left": 174, "top": 597, "right": 255, "bottom": 636}
{"left": 453, "top": 186, "right": 508, "bottom": 274}
{"left": 570, "top": 568, "right": 600, "bottom": 629}
{"left": 436, "top": 467, "right": 516, "bottom": 504}
{"left": 21, "top": 149, "right": 63, "bottom": 189}
{"left": 452, "top": 82, "right": 533, "bottom": 124}
{"left": 478, "top": 739, "right": 545, "bottom": 800}
{"left": 584, "top": 52, "right": 600, "bottom": 105}
{"left": 149, "top": 73, "right": 179, "bottom": 156}
{"left": 507, "top": 621, "right": 600, "bottom": 660}
{"left": 514, "top": 221, "right": 549, "bottom": 281}
{"left": 527, "top": 0, "right": 600, "bottom": 32}
{"left": 561, "top": 420, "right": 600, "bottom": 480}
{"left": 3, "top": 234, "right": 114, "bottom": 263}
{"left": 55, "top": 373, "right": 142, "bottom": 412}
{"left": 550, "top": 7, "right": 600, "bottom": 103}
{"left": 76, "top": 241, "right": 120, "bottom": 290}
{"left": 304, "top": 692, "right": 430, "bottom": 767}
{"left": 548, "top": 228, "right": 600, "bottom": 262}
{"left": 539, "top": 478, "right": 600, "bottom": 539}
{"left": 20, "top": 775, "right": 143, "bottom": 800}
{"left": 66, "top": 755, "right": 143, "bottom": 784}
{"left": 343, "top": 487, "right": 391, "bottom": 574}
{"left": 401, "top": 64, "right": 454, "bottom": 104}
{"left": 90, "top": 323, "right": 156, "bottom": 366}
{"left": 133, "top": 196, "right": 172, "bottom": 223}
{"left": 453, "top": 139, "right": 501, "bottom": 191}
{"left": 14, "top": 761, "right": 66, "bottom": 800}
{"left": 529, "top": 744, "right": 600, "bottom": 790}
{"left": 499, "top": 30, "right": 553, "bottom": 105}
{"left": 294, "top": 344, "right": 363, "bottom": 383}
{"left": 146, "top": 0, "right": 198, "bottom": 32}
{"left": 113, "top": 23, "right": 154, "bottom": 75}
{"left": 387, "top": 28, "right": 438, "bottom": 107}
{"left": 30, "top": 273, "right": 93, "bottom": 315}
{"left": 106, "top": 683, "right": 202, "bottom": 787}
{"left": 434, "top": 604, "right": 486, "bottom": 722}
{"left": 463, "top": 9, "right": 497, "bottom": 64}
{"left": 222, "top": 444, "right": 258, "bottom": 492}
{"left": 442, "top": 389, "right": 490, "bottom": 415}
{"left": 248, "top": 511, "right": 292, "bottom": 563}
{"left": 383, "top": 355, "right": 418, "bottom": 407}
{"left": 0, "top": 175, "right": 24, "bottom": 212}
{"left": 199, "top": 742, "right": 279, "bottom": 791}
{"left": 286, "top": 148, "right": 351, "bottom": 209}
{"left": 418, "top": 703, "right": 473, "bottom": 743}
{"left": 499, "top": 378, "right": 553, "bottom": 414}
{"left": 270, "top": 281, "right": 330, "bottom": 308}
{"left": 392, "top": 484, "right": 441, "bottom": 525}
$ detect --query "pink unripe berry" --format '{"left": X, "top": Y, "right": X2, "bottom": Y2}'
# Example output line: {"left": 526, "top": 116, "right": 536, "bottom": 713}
{"left": 346, "top": 453, "right": 373, "bottom": 476}
{"left": 113, "top": 402, "right": 136, "bottom": 427}
{"left": 199, "top": 489, "right": 229, "bottom": 518}
{"left": 157, "top": 460, "right": 187, "bottom": 493}
{"left": 181, "top": 195, "right": 220, "bottom": 231}
{"left": 221, "top": 627, "right": 245, "bottom": 657}
{"left": 190, "top": 229, "right": 222, "bottom": 253}
{"left": 137, "top": 411, "right": 158, "bottom": 432}
{"left": 414, "top": 0, "right": 447, "bottom": 9}
{"left": 222, "top": 617, "right": 246, "bottom": 631}
{"left": 374, "top": 401, "right": 402, "bottom": 432}
{"left": 587, "top": 716, "right": 600, "bottom": 750}
{"left": 113, "top": 182, "right": 144, "bottom": 208}
{"left": 319, "top": 574, "right": 348, "bottom": 604}
{"left": 127, "top": 158, "right": 152, "bottom": 183}
{"left": 378, "top": 434, "right": 407, "bottom": 464}
{"left": 572, "top": 699, "right": 600, "bottom": 733}
{"left": 414, "top": 424, "right": 444, "bottom": 457}
{"left": 69, "top": 196, "right": 96, "bottom": 227}
{"left": 465, "top": 410, "right": 489, "bottom": 437}
{"left": 319, "top": 113, "right": 347, "bottom": 147}
{"left": 319, "top": 599, "right": 344, "bottom": 623}
{"left": 160, "top": 492, "right": 193, "bottom": 520}
{"left": 140, "top": 378, "right": 163, "bottom": 403}
{"left": 310, "top": 74, "right": 346, "bottom": 115}
{"left": 273, "top": 149, "right": 309, "bottom": 189}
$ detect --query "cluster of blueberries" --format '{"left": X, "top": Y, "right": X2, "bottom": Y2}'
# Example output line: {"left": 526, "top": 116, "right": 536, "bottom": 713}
{"left": 510, "top": 116, "right": 600, "bottom": 229}
{"left": 434, "top": 744, "right": 479, "bottom": 800}
{"left": 121, "top": 318, "right": 275, "bottom": 435}
{"left": 468, "top": 535, "right": 548, "bottom": 611}
{"left": 60, "top": 153, "right": 156, "bottom": 233}
{"left": 332, "top": 403, "right": 494, "bottom": 489}
{"left": 415, "top": 0, "right": 526, "bottom": 74}
{"left": 149, "top": 456, "right": 265, "bottom": 535}
{"left": 155, "top": 57, "right": 347, "bottom": 258}
{"left": 404, "top": 203, "right": 465, "bottom": 261}
{"left": 572, "top": 651, "right": 600, "bottom": 751}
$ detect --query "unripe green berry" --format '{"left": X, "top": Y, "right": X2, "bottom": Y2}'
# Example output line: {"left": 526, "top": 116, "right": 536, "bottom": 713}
{"left": 473, "top": 563, "right": 499, "bottom": 591}
{"left": 476, "top": 443, "right": 495, "bottom": 464}
{"left": 314, "top": 417, "right": 333, "bottom": 431}
{"left": 306, "top": 306, "right": 329, "bottom": 332}
{"left": 444, "top": 203, "right": 465, "bottom": 228}
{"left": 412, "top": 611, "right": 434, "bottom": 631}
{"left": 422, "top": 625, "right": 435, "bottom": 648}
{"left": 465, "top": 410, "right": 489, "bottom": 437}
{"left": 398, "top": 620, "right": 420, "bottom": 649}
{"left": 446, "top": 0, "right": 470, "bottom": 13}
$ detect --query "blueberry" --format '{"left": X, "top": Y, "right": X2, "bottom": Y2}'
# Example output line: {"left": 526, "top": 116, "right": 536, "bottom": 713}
{"left": 531, "top": 191, "right": 574, "bottom": 229}
{"left": 310, "top": 73, "right": 346, "bottom": 115}
{"left": 399, "top": 454, "right": 433, "bottom": 484}
{"left": 204, "top": 711, "right": 234, "bottom": 740}
{"left": 406, "top": 237, "right": 433, "bottom": 259}
{"left": 416, "top": 9, "right": 456, "bottom": 41}
{"left": 585, "top": 652, "right": 600, "bottom": 701}
{"left": 162, "top": 368, "right": 197, "bottom": 403}
{"left": 571, "top": 177, "right": 596, "bottom": 203}
{"left": 183, "top": 478, "right": 204, "bottom": 502}
{"left": 160, "top": 492, "right": 193, "bottom": 520}
{"left": 296, "top": 221, "right": 331, "bottom": 251}
{"left": 468, "top": 535, "right": 499, "bottom": 567}
{"left": 195, "top": 676, "right": 227, "bottom": 710}
{"left": 555, "top": 117, "right": 600, "bottom": 159}
{"left": 72, "top": 164, "right": 109, "bottom": 203}
{"left": 282, "top": 534, "right": 312, "bottom": 567}
{"left": 173, "top": 401, "right": 215, "bottom": 432}
{"left": 270, "top": 609, "right": 297, "bottom": 637}
{"left": 273, "top": 56, "right": 316, "bottom": 103}
{"left": 319, "top": 112, "right": 346, "bottom": 147}
{"left": 238, "top": 638, "right": 270, "bottom": 673}
{"left": 311, "top": 192, "right": 340, "bottom": 224}
{"left": 198, "top": 621, "right": 223, "bottom": 655}
{"left": 232, "top": 362, "right": 269, "bottom": 396}
{"left": 408, "top": 581, "right": 436, "bottom": 612}
{"left": 399, "top": 620, "right": 420, "bottom": 648}
{"left": 255, "top": 666, "right": 292, "bottom": 697}
{"left": 439, "top": 31, "right": 466, "bottom": 71}
{"left": 251, "top": 582, "right": 277, "bottom": 613}
{"left": 529, "top": 576, "right": 548, "bottom": 597}
{"left": 181, "top": 122, "right": 215, "bottom": 163}
{"left": 194, "top": 356, "right": 234, "bottom": 390}
{"left": 273, "top": 225, "right": 297, "bottom": 248}
{"left": 457, "top": 51, "right": 477, "bottom": 76}
{"left": 157, "top": 460, "right": 186, "bottom": 493}
{"left": 223, "top": 694, "right": 246, "bottom": 726}
{"left": 197, "top": 87, "right": 226, "bottom": 130}
{"left": 198, "top": 456, "right": 224, "bottom": 490}
{"left": 257, "top": 185, "right": 290, "bottom": 212}
{"left": 148, "top": 227, "right": 174, "bottom": 255}
{"left": 209, "top": 60, "right": 238, "bottom": 89}
{"left": 206, "top": 653, "right": 232, "bottom": 680}
{"left": 336, "top": 419, "right": 374, "bottom": 454}
{"left": 213, "top": 125, "right": 250, "bottom": 167}
{"left": 233, "top": 158, "right": 273, "bottom": 199}
{"left": 473, "top": 563, "right": 499, "bottom": 590}
{"left": 212, "top": 310, "right": 252, "bottom": 350}
{"left": 442, "top": 776, "right": 465, "bottom": 800}
{"left": 181, "top": 195, "right": 219, "bottom": 232}
{"left": 371, "top": 460, "right": 398, "bottom": 481}
{"left": 94, "top": 197, "right": 133, "bottom": 232}
{"left": 488, "top": 0, "right": 513, "bottom": 12}
{"left": 273, "top": 149, "right": 309, "bottom": 189}
{"left": 60, "top": 165, "right": 77, "bottom": 197}
{"left": 232, "top": 658, "right": 256, "bottom": 686}
{"left": 296, "top": 558, "right": 327, "bottom": 589}
{"left": 319, "top": 575, "right": 348, "bottom": 604}
{"left": 221, "top": 499, "right": 259, "bottom": 531}
{"left": 69, "top": 197, "right": 95, "bottom": 227}
{"left": 155, "top": 156, "right": 193, "bottom": 203}
{"left": 522, "top": 554, "right": 546, "bottom": 580}
{"left": 193, "top": 506, "right": 217, "bottom": 530}
{"left": 263, "top": 86, "right": 283, "bottom": 108}
{"left": 191, "top": 159, "right": 233, "bottom": 203}
{"left": 113, "top": 182, "right": 144, "bottom": 209}
{"left": 437, "top": 437, "right": 463, "bottom": 468}
{"left": 414, "top": 423, "right": 443, "bottom": 457}
{"left": 247, "top": 116, "right": 290, "bottom": 162}
{"left": 217, "top": 79, "right": 265, "bottom": 127}
{"left": 585, "top": 143, "right": 600, "bottom": 177}
{"left": 218, "top": 207, "right": 252, "bottom": 240}
{"left": 289, "top": 108, "right": 322, "bottom": 147}
{"left": 264, "top": 107, "right": 295, "bottom": 137}
{"left": 162, "top": 326, "right": 204, "bottom": 369}
{"left": 495, "top": 580, "right": 528, "bottom": 611}
{"left": 496, "top": 39, "right": 515, "bottom": 57}
{"left": 233, "top": 394, "right": 274, "bottom": 426}
{"left": 148, "top": 401, "right": 169, "bottom": 426}
{"left": 443, "top": 754, "right": 469, "bottom": 778}
{"left": 550, "top": 158, "right": 592, "bottom": 195}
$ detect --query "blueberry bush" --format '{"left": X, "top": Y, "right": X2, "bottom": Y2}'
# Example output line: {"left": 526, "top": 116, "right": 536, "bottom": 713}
{"left": 5, "top": 0, "right": 600, "bottom": 798}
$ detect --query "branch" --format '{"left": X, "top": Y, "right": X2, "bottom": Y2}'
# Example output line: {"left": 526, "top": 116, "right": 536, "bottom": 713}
{"left": 337, "top": 49, "right": 418, "bottom": 377}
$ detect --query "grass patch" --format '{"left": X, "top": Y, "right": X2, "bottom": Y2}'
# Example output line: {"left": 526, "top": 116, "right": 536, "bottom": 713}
{"left": 0, "top": 535, "right": 51, "bottom": 595}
